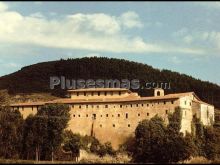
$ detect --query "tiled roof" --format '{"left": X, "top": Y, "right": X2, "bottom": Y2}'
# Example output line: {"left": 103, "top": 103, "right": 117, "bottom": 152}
{"left": 9, "top": 91, "right": 212, "bottom": 107}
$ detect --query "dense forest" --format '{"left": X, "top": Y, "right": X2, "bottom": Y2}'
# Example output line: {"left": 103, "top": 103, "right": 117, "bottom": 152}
{"left": 0, "top": 57, "right": 219, "bottom": 108}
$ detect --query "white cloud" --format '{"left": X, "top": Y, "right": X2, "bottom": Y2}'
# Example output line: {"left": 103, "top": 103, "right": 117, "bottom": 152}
{"left": 119, "top": 11, "right": 143, "bottom": 29}
{"left": 0, "top": 3, "right": 205, "bottom": 55}
{"left": 0, "top": 2, "right": 8, "bottom": 12}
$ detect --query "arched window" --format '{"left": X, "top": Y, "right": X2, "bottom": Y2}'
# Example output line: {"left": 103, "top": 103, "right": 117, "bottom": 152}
{"left": 157, "top": 91, "right": 160, "bottom": 96}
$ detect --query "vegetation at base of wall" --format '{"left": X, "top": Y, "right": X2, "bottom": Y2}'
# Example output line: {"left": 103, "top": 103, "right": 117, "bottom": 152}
{"left": 121, "top": 108, "right": 220, "bottom": 163}
{"left": 0, "top": 57, "right": 219, "bottom": 109}
{"left": 62, "top": 131, "right": 116, "bottom": 158}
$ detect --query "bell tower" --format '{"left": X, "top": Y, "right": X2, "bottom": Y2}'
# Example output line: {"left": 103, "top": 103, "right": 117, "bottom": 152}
{"left": 154, "top": 88, "right": 164, "bottom": 97}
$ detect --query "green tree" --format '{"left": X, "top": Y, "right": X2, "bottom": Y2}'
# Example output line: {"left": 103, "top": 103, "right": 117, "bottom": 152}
{"left": 132, "top": 115, "right": 167, "bottom": 163}
{"left": 22, "top": 104, "right": 70, "bottom": 161}
{"left": 63, "top": 130, "right": 81, "bottom": 161}
{"left": 0, "top": 106, "right": 23, "bottom": 159}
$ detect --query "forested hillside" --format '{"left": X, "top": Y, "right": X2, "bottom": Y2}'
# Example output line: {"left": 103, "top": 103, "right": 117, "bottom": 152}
{"left": 0, "top": 57, "right": 219, "bottom": 108}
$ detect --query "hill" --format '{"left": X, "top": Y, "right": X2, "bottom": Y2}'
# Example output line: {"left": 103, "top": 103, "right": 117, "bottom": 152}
{"left": 0, "top": 57, "right": 219, "bottom": 108}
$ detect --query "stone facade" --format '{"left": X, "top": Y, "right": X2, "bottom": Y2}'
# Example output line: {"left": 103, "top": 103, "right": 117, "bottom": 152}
{"left": 10, "top": 88, "right": 215, "bottom": 149}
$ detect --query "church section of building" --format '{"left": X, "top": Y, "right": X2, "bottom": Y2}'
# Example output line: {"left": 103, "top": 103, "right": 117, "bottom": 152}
{"left": 10, "top": 88, "right": 215, "bottom": 149}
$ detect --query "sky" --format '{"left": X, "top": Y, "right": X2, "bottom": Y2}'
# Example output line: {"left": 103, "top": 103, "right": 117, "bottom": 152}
{"left": 0, "top": 1, "right": 220, "bottom": 85}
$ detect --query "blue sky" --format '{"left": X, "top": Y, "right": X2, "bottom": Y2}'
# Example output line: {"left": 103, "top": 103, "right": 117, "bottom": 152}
{"left": 0, "top": 1, "right": 219, "bottom": 85}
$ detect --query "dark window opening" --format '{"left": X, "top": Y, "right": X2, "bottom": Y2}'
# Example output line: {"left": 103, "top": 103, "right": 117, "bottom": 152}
{"left": 118, "top": 114, "right": 120, "bottom": 117}
{"left": 126, "top": 113, "right": 128, "bottom": 119}
{"left": 113, "top": 124, "right": 115, "bottom": 127}
{"left": 120, "top": 105, "right": 122, "bottom": 108}
{"left": 157, "top": 91, "right": 160, "bottom": 96}
{"left": 105, "top": 105, "right": 108, "bottom": 108}
{"left": 147, "top": 113, "right": 149, "bottom": 116}
{"left": 138, "top": 113, "right": 140, "bottom": 116}
{"left": 128, "top": 124, "right": 130, "bottom": 127}
{"left": 119, "top": 91, "right": 121, "bottom": 95}
{"left": 106, "top": 114, "right": 108, "bottom": 117}
{"left": 93, "top": 114, "right": 96, "bottom": 120}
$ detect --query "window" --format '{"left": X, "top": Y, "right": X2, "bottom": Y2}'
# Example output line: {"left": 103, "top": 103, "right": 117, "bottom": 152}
{"left": 98, "top": 92, "right": 100, "bottom": 96}
{"left": 157, "top": 91, "right": 160, "bottom": 96}
{"left": 100, "top": 124, "right": 102, "bottom": 128}
{"left": 105, "top": 105, "right": 108, "bottom": 108}
{"left": 97, "top": 105, "right": 99, "bottom": 108}
{"left": 106, "top": 114, "right": 108, "bottom": 117}
{"left": 171, "top": 101, "right": 174, "bottom": 104}
{"left": 86, "top": 114, "right": 88, "bottom": 117}
{"left": 147, "top": 104, "right": 149, "bottom": 107}
{"left": 79, "top": 105, "right": 81, "bottom": 109}
{"left": 113, "top": 124, "right": 115, "bottom": 127}
{"left": 77, "top": 92, "right": 79, "bottom": 96}
{"left": 72, "top": 105, "right": 74, "bottom": 108}
{"left": 136, "top": 104, "right": 138, "bottom": 107}
{"left": 92, "top": 114, "right": 96, "bottom": 120}
{"left": 126, "top": 113, "right": 128, "bottom": 119}
{"left": 164, "top": 101, "right": 166, "bottom": 105}
{"left": 118, "top": 114, "right": 120, "bottom": 117}
{"left": 147, "top": 113, "right": 149, "bottom": 116}
{"left": 128, "top": 124, "right": 130, "bottom": 127}
{"left": 190, "top": 102, "right": 192, "bottom": 106}
{"left": 91, "top": 92, "right": 94, "bottom": 96}
{"left": 120, "top": 105, "right": 122, "bottom": 108}
{"left": 104, "top": 92, "right": 107, "bottom": 96}
{"left": 138, "top": 113, "right": 140, "bottom": 117}
{"left": 112, "top": 115, "right": 114, "bottom": 117}
{"left": 119, "top": 91, "right": 121, "bottom": 95}
{"left": 86, "top": 105, "right": 88, "bottom": 108}
{"left": 73, "top": 115, "right": 75, "bottom": 117}
{"left": 142, "top": 104, "right": 144, "bottom": 107}
{"left": 84, "top": 92, "right": 86, "bottom": 96}
{"left": 101, "top": 115, "right": 102, "bottom": 117}
{"left": 166, "top": 110, "right": 168, "bottom": 114}
{"left": 111, "top": 91, "right": 113, "bottom": 96}
{"left": 130, "top": 104, "right": 133, "bottom": 107}
{"left": 91, "top": 105, "right": 94, "bottom": 108}
{"left": 78, "top": 115, "right": 80, "bottom": 117}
